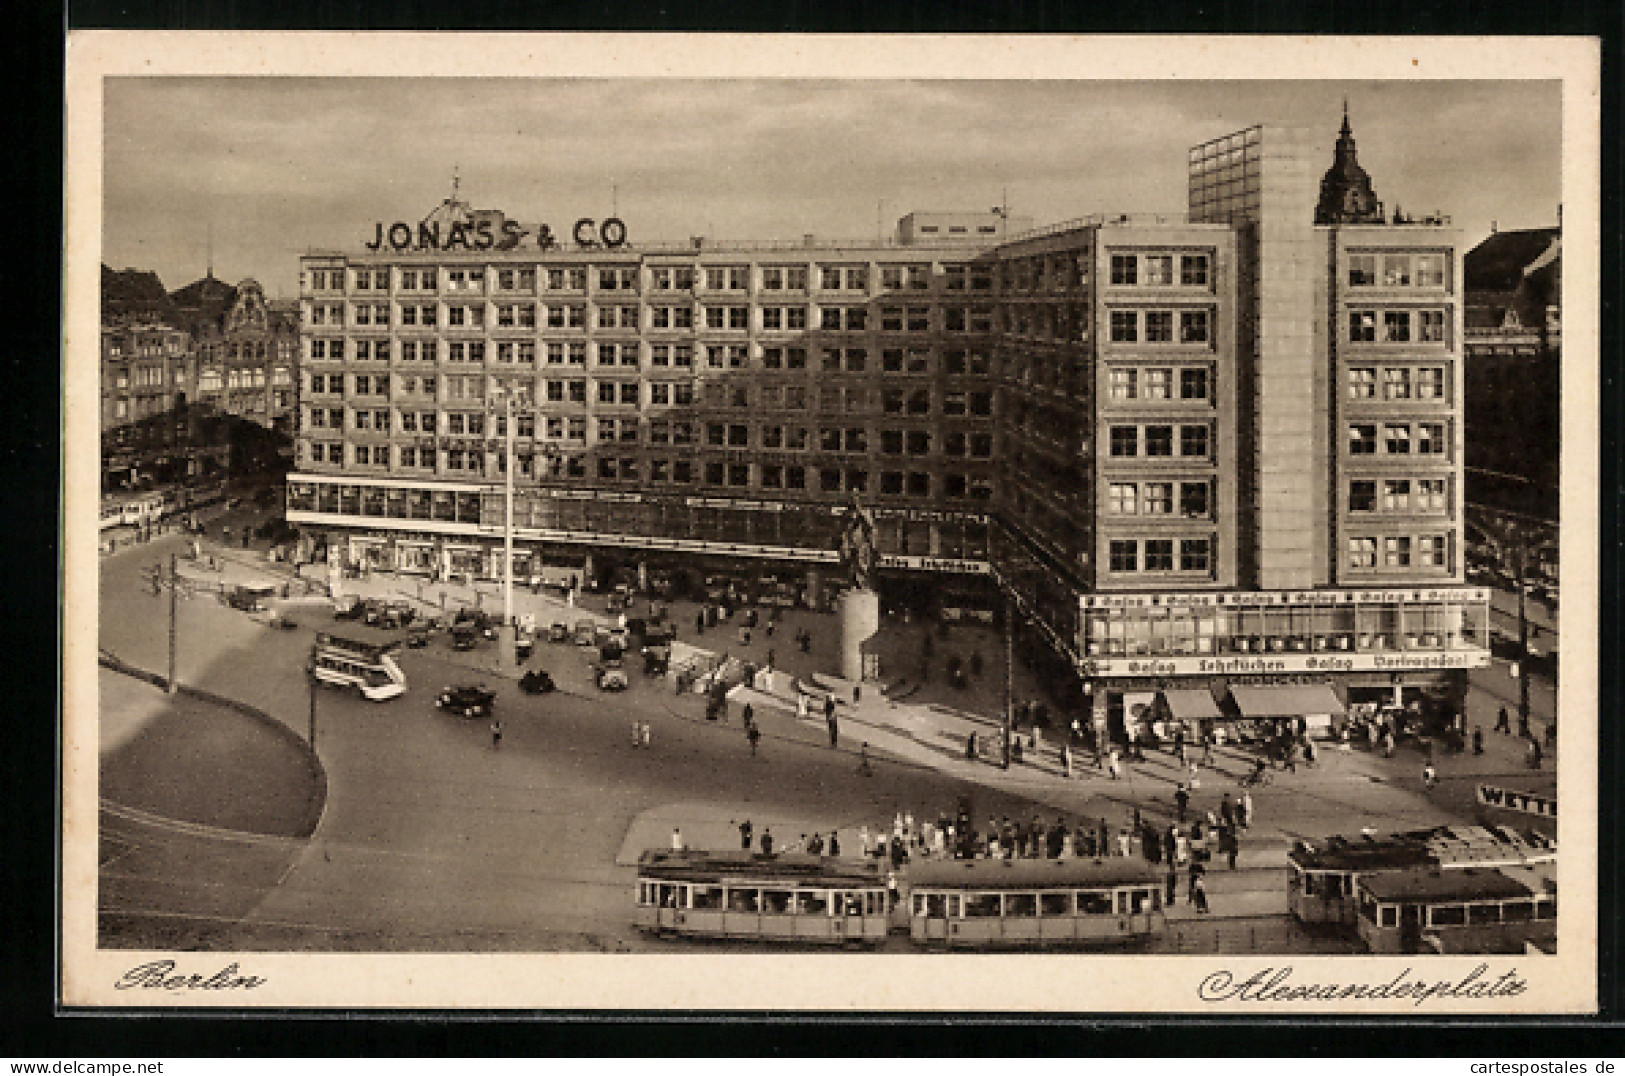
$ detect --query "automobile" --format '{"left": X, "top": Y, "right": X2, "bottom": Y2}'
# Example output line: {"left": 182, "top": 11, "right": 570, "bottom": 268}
{"left": 405, "top": 626, "right": 432, "bottom": 649}
{"left": 594, "top": 657, "right": 629, "bottom": 691}
{"left": 642, "top": 642, "right": 672, "bottom": 676}
{"left": 624, "top": 617, "right": 648, "bottom": 642}
{"left": 607, "top": 589, "right": 631, "bottom": 614}
{"left": 451, "top": 621, "right": 479, "bottom": 651}
{"left": 515, "top": 627, "right": 536, "bottom": 662}
{"left": 361, "top": 598, "right": 388, "bottom": 627}
{"left": 607, "top": 626, "right": 630, "bottom": 652}
{"left": 519, "top": 668, "right": 556, "bottom": 695}
{"left": 454, "top": 607, "right": 498, "bottom": 640}
{"left": 333, "top": 596, "right": 366, "bottom": 621}
{"left": 226, "top": 583, "right": 277, "bottom": 612}
{"left": 379, "top": 602, "right": 416, "bottom": 630}
{"left": 436, "top": 684, "right": 496, "bottom": 719}
{"left": 547, "top": 621, "right": 571, "bottom": 644}
{"left": 574, "top": 620, "right": 598, "bottom": 646}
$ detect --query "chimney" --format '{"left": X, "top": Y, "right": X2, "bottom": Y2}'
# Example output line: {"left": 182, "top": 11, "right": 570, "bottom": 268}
{"left": 1491, "top": 221, "right": 1498, "bottom": 234}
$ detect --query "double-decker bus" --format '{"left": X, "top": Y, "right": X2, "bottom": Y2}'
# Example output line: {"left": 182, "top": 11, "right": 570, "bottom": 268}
{"left": 634, "top": 850, "right": 889, "bottom": 946}
{"left": 310, "top": 631, "right": 407, "bottom": 701}
{"left": 906, "top": 857, "right": 1166, "bottom": 949}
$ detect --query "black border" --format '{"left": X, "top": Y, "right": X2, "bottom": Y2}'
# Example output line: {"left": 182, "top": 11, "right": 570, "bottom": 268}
{"left": 18, "top": 0, "right": 1623, "bottom": 1055}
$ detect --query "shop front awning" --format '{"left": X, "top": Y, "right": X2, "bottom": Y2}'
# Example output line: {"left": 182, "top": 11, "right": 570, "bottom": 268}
{"left": 1227, "top": 684, "right": 1346, "bottom": 719}
{"left": 1159, "top": 689, "right": 1224, "bottom": 721}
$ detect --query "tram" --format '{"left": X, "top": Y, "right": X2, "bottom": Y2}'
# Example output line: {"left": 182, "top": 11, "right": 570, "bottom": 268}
{"left": 310, "top": 631, "right": 407, "bottom": 701}
{"left": 1288, "top": 825, "right": 1556, "bottom": 927}
{"left": 634, "top": 850, "right": 890, "bottom": 946}
{"left": 1354, "top": 863, "right": 1556, "bottom": 955}
{"left": 906, "top": 857, "right": 1166, "bottom": 949}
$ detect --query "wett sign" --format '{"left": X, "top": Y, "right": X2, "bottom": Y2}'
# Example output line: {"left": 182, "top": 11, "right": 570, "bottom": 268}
{"left": 1476, "top": 785, "right": 1556, "bottom": 820}
{"left": 1077, "top": 650, "right": 1489, "bottom": 678}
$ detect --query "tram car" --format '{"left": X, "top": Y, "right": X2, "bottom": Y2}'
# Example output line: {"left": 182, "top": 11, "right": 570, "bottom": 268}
{"left": 1288, "top": 825, "right": 1556, "bottom": 927}
{"left": 635, "top": 850, "right": 890, "bottom": 946}
{"left": 906, "top": 857, "right": 1166, "bottom": 949}
{"left": 1354, "top": 862, "right": 1556, "bottom": 955}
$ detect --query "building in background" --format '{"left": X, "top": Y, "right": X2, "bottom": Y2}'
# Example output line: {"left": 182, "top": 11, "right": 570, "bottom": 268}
{"left": 286, "top": 113, "right": 1491, "bottom": 737}
{"left": 176, "top": 276, "right": 302, "bottom": 433}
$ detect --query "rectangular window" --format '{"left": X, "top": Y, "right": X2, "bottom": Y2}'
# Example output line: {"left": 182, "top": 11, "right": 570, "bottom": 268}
{"left": 1179, "top": 425, "right": 1209, "bottom": 458}
{"left": 1180, "top": 254, "right": 1210, "bottom": 287}
{"left": 1417, "top": 478, "right": 1448, "bottom": 510}
{"left": 1179, "top": 482, "right": 1210, "bottom": 518}
{"left": 1180, "top": 367, "right": 1210, "bottom": 400}
{"left": 1145, "top": 425, "right": 1174, "bottom": 457}
{"left": 1109, "top": 426, "right": 1138, "bottom": 457}
{"left": 1110, "top": 255, "right": 1138, "bottom": 285}
{"left": 1348, "top": 537, "right": 1377, "bottom": 569}
{"left": 1383, "top": 255, "right": 1412, "bottom": 287}
{"left": 1143, "top": 255, "right": 1174, "bottom": 286}
{"left": 1418, "top": 422, "right": 1446, "bottom": 455}
{"left": 1384, "top": 536, "right": 1412, "bottom": 567}
{"left": 1415, "top": 254, "right": 1446, "bottom": 288}
{"left": 1109, "top": 483, "right": 1137, "bottom": 515}
{"left": 1383, "top": 479, "right": 1412, "bottom": 510}
{"left": 1110, "top": 310, "right": 1138, "bottom": 342}
{"left": 1109, "top": 369, "right": 1137, "bottom": 399}
{"left": 1349, "top": 310, "right": 1377, "bottom": 342}
{"left": 1385, "top": 424, "right": 1412, "bottom": 454}
{"left": 1179, "top": 310, "right": 1210, "bottom": 343}
{"left": 1142, "top": 369, "right": 1171, "bottom": 400}
{"left": 1144, "top": 540, "right": 1174, "bottom": 571}
{"left": 1349, "top": 424, "right": 1377, "bottom": 455}
{"left": 1418, "top": 535, "right": 1446, "bottom": 567}
{"left": 1348, "top": 367, "right": 1376, "bottom": 399}
{"left": 1142, "top": 482, "right": 1172, "bottom": 515}
{"left": 1418, "top": 309, "right": 1446, "bottom": 342}
{"left": 1349, "top": 480, "right": 1377, "bottom": 512}
{"left": 1416, "top": 367, "right": 1446, "bottom": 399}
{"left": 1384, "top": 367, "right": 1412, "bottom": 399}
{"left": 1144, "top": 310, "right": 1174, "bottom": 342}
{"left": 1109, "top": 540, "right": 1138, "bottom": 572}
{"left": 1348, "top": 254, "right": 1377, "bottom": 287}
{"left": 1383, "top": 310, "right": 1412, "bottom": 342}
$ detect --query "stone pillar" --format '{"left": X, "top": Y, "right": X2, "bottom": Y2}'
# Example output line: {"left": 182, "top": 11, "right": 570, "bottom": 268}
{"left": 839, "top": 588, "right": 881, "bottom": 682}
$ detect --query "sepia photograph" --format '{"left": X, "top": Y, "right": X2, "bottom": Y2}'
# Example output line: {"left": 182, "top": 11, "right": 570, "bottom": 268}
{"left": 61, "top": 34, "right": 1600, "bottom": 1012}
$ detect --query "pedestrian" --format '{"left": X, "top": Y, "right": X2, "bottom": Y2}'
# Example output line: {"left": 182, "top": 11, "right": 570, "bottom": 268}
{"left": 1193, "top": 874, "right": 1210, "bottom": 914}
{"left": 1240, "top": 791, "right": 1254, "bottom": 829}
{"left": 965, "top": 730, "right": 978, "bottom": 760}
{"left": 828, "top": 831, "right": 841, "bottom": 858}
{"left": 1496, "top": 706, "right": 1511, "bottom": 734}
{"left": 696, "top": 610, "right": 706, "bottom": 635}
{"left": 1527, "top": 738, "right": 1543, "bottom": 769}
{"left": 1422, "top": 761, "right": 1438, "bottom": 789}
{"left": 1518, "top": 713, "right": 1531, "bottom": 740}
{"left": 1220, "top": 794, "right": 1235, "bottom": 829}
{"left": 826, "top": 696, "right": 839, "bottom": 748}
{"left": 739, "top": 819, "right": 754, "bottom": 851}
{"left": 490, "top": 719, "right": 503, "bottom": 749}
{"left": 641, "top": 722, "right": 652, "bottom": 748}
{"left": 1062, "top": 742, "right": 1074, "bottom": 779}
{"left": 858, "top": 742, "right": 873, "bottom": 776}
{"left": 1473, "top": 727, "right": 1485, "bottom": 755}
{"left": 1116, "top": 828, "right": 1132, "bottom": 858}
{"left": 1107, "top": 748, "right": 1122, "bottom": 781}
{"left": 1225, "top": 828, "right": 1239, "bottom": 871}
{"left": 671, "top": 827, "right": 684, "bottom": 851}
{"left": 1187, "top": 863, "right": 1204, "bottom": 904}
{"left": 631, "top": 721, "right": 643, "bottom": 748}
{"left": 747, "top": 721, "right": 761, "bottom": 757}
{"left": 1166, "top": 867, "right": 1179, "bottom": 906}
{"left": 760, "top": 828, "right": 774, "bottom": 855}
{"left": 1201, "top": 730, "right": 1215, "bottom": 767}
{"left": 742, "top": 702, "right": 755, "bottom": 730}
{"left": 807, "top": 832, "right": 825, "bottom": 856}
{"left": 1174, "top": 784, "right": 1190, "bottom": 823}
{"left": 859, "top": 824, "right": 871, "bottom": 857}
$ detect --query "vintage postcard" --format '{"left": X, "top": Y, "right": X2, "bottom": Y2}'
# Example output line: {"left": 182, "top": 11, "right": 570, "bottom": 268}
{"left": 62, "top": 33, "right": 1601, "bottom": 1012}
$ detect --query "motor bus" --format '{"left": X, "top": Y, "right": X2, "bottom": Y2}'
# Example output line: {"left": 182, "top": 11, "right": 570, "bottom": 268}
{"left": 906, "top": 857, "right": 1167, "bottom": 949}
{"left": 1354, "top": 863, "right": 1556, "bottom": 955}
{"left": 310, "top": 631, "right": 407, "bottom": 701}
{"left": 1288, "top": 825, "right": 1556, "bottom": 927}
{"left": 634, "top": 850, "right": 889, "bottom": 946}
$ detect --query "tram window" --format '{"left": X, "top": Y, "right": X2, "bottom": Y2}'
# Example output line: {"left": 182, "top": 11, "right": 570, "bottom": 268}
{"left": 1040, "top": 892, "right": 1072, "bottom": 917}
{"left": 867, "top": 892, "right": 884, "bottom": 916}
{"left": 1534, "top": 899, "right": 1556, "bottom": 920}
{"left": 691, "top": 885, "right": 723, "bottom": 911}
{"left": 1127, "top": 889, "right": 1153, "bottom": 915}
{"left": 637, "top": 882, "right": 650, "bottom": 906}
{"left": 1379, "top": 905, "right": 1398, "bottom": 929}
{"left": 1468, "top": 903, "right": 1501, "bottom": 926}
{"left": 1429, "top": 904, "right": 1467, "bottom": 927}
{"left": 1327, "top": 875, "right": 1347, "bottom": 900}
{"left": 1078, "top": 890, "right": 1114, "bottom": 915}
{"left": 728, "top": 888, "right": 759, "bottom": 913}
{"left": 1503, "top": 900, "right": 1533, "bottom": 922}
{"left": 762, "top": 889, "right": 793, "bottom": 914}
{"left": 947, "top": 894, "right": 963, "bottom": 918}
{"left": 1005, "top": 893, "right": 1038, "bottom": 917}
{"left": 965, "top": 893, "right": 1002, "bottom": 918}
{"left": 918, "top": 893, "right": 948, "bottom": 918}
{"left": 658, "top": 884, "right": 679, "bottom": 908}
{"left": 796, "top": 890, "right": 828, "bottom": 915}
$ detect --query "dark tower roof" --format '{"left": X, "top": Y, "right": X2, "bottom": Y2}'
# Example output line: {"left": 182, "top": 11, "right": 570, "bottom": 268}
{"left": 1315, "top": 104, "right": 1386, "bottom": 225}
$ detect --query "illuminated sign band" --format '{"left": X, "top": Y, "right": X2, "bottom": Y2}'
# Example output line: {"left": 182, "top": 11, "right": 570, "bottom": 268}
{"left": 1080, "top": 587, "right": 1490, "bottom": 610}
{"left": 1077, "top": 650, "right": 1490, "bottom": 678}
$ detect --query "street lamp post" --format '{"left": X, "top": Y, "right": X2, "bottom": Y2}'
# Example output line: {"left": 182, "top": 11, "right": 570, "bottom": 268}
{"left": 167, "top": 551, "right": 179, "bottom": 693}
{"left": 307, "top": 667, "right": 318, "bottom": 751}
{"left": 1002, "top": 591, "right": 1014, "bottom": 769}
{"left": 1516, "top": 532, "right": 1531, "bottom": 737}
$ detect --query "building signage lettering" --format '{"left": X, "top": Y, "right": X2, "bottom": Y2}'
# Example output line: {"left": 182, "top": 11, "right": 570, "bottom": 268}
{"left": 1079, "top": 587, "right": 1488, "bottom": 611}
{"left": 1077, "top": 651, "right": 1488, "bottom": 678}
{"left": 1475, "top": 785, "right": 1556, "bottom": 820}
{"left": 878, "top": 555, "right": 991, "bottom": 574}
{"left": 365, "top": 216, "right": 628, "bottom": 253}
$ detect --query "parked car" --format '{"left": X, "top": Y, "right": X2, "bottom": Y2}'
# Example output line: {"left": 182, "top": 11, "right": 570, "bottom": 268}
{"left": 642, "top": 642, "right": 672, "bottom": 676}
{"left": 379, "top": 602, "right": 416, "bottom": 630}
{"left": 405, "top": 626, "right": 432, "bottom": 649}
{"left": 574, "top": 619, "right": 598, "bottom": 646}
{"left": 451, "top": 622, "right": 479, "bottom": 651}
{"left": 436, "top": 684, "right": 495, "bottom": 719}
{"left": 548, "top": 621, "right": 571, "bottom": 644}
{"left": 333, "top": 597, "right": 366, "bottom": 621}
{"left": 594, "top": 657, "right": 629, "bottom": 691}
{"left": 519, "top": 668, "right": 556, "bottom": 695}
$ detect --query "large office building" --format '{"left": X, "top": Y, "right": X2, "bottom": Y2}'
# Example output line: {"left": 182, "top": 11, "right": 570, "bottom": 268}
{"left": 287, "top": 114, "right": 1490, "bottom": 736}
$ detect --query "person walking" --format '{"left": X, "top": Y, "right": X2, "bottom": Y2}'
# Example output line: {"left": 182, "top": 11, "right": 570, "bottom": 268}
{"left": 825, "top": 695, "right": 839, "bottom": 748}
{"left": 760, "top": 828, "right": 774, "bottom": 855}
{"left": 1174, "top": 784, "right": 1190, "bottom": 823}
{"left": 490, "top": 719, "right": 503, "bottom": 750}
{"left": 1473, "top": 727, "right": 1485, "bottom": 755}
{"left": 671, "top": 827, "right": 684, "bottom": 851}
{"left": 828, "top": 831, "right": 841, "bottom": 858}
{"left": 631, "top": 721, "right": 644, "bottom": 748}
{"left": 640, "top": 722, "right": 652, "bottom": 749}
{"left": 1062, "top": 742, "right": 1074, "bottom": 779}
{"left": 1165, "top": 867, "right": 1179, "bottom": 907}
{"left": 738, "top": 819, "right": 754, "bottom": 851}
{"left": 1193, "top": 874, "right": 1210, "bottom": 914}
{"left": 1240, "top": 790, "right": 1254, "bottom": 829}
{"left": 747, "top": 721, "right": 761, "bottom": 757}
{"left": 741, "top": 702, "right": 755, "bottom": 730}
{"left": 1496, "top": 706, "right": 1511, "bottom": 734}
{"left": 1224, "top": 826, "right": 1239, "bottom": 871}
{"left": 797, "top": 692, "right": 809, "bottom": 722}
{"left": 1422, "top": 761, "right": 1438, "bottom": 790}
{"left": 1107, "top": 747, "right": 1122, "bottom": 781}
{"left": 858, "top": 742, "right": 873, "bottom": 776}
{"left": 1220, "top": 794, "right": 1235, "bottom": 830}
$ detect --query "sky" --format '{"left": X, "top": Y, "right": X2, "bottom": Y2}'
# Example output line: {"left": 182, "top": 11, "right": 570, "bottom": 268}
{"left": 101, "top": 78, "right": 1563, "bottom": 298}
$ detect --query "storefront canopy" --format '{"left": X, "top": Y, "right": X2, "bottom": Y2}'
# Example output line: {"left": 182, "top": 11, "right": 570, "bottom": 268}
{"left": 1159, "top": 689, "right": 1224, "bottom": 721}
{"left": 1227, "top": 684, "right": 1346, "bottom": 719}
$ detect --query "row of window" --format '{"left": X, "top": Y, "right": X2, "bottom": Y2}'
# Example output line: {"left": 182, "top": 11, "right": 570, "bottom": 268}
{"left": 1107, "top": 308, "right": 1212, "bottom": 345}
{"left": 1106, "top": 537, "right": 1214, "bottom": 574}
{"left": 1105, "top": 481, "right": 1212, "bottom": 518}
{"left": 1346, "top": 252, "right": 1448, "bottom": 290}
{"left": 1346, "top": 534, "right": 1450, "bottom": 570}
{"left": 1107, "top": 424, "right": 1213, "bottom": 460}
{"left": 1108, "top": 253, "right": 1212, "bottom": 288}
{"left": 1347, "top": 478, "right": 1451, "bottom": 513}
{"left": 1107, "top": 366, "right": 1211, "bottom": 402}
{"left": 1346, "top": 365, "right": 1449, "bottom": 401}
{"left": 308, "top": 262, "right": 993, "bottom": 296}
{"left": 1347, "top": 422, "right": 1450, "bottom": 456}
{"left": 1348, "top": 308, "right": 1448, "bottom": 344}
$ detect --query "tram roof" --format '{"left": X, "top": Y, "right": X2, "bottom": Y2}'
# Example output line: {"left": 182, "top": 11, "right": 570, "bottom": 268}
{"left": 1356, "top": 867, "right": 1545, "bottom": 903}
{"left": 1290, "top": 825, "right": 1554, "bottom": 872}
{"left": 907, "top": 857, "right": 1164, "bottom": 889}
{"left": 636, "top": 849, "right": 884, "bottom": 886}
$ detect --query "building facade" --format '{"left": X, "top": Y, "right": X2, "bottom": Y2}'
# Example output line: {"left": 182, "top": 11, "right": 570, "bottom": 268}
{"left": 287, "top": 117, "right": 1491, "bottom": 735}
{"left": 100, "top": 321, "right": 194, "bottom": 433}
{"left": 189, "top": 278, "right": 302, "bottom": 432}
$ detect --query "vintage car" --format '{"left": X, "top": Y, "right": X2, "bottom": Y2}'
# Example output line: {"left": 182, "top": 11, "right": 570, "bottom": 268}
{"left": 332, "top": 596, "right": 366, "bottom": 621}
{"left": 450, "top": 621, "right": 480, "bottom": 651}
{"left": 548, "top": 621, "right": 571, "bottom": 644}
{"left": 453, "top": 607, "right": 498, "bottom": 640}
{"left": 515, "top": 627, "right": 536, "bottom": 662}
{"left": 436, "top": 684, "right": 496, "bottom": 719}
{"left": 519, "top": 668, "right": 557, "bottom": 695}
{"left": 405, "top": 625, "right": 432, "bottom": 649}
{"left": 574, "top": 619, "right": 598, "bottom": 646}
{"left": 595, "top": 659, "right": 630, "bottom": 692}
{"left": 642, "top": 641, "right": 672, "bottom": 677}
{"left": 378, "top": 601, "right": 416, "bottom": 630}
